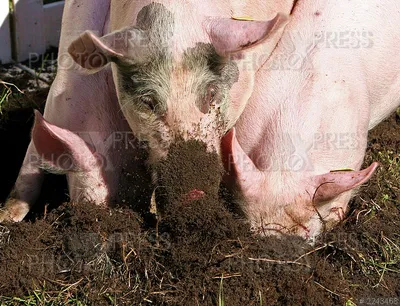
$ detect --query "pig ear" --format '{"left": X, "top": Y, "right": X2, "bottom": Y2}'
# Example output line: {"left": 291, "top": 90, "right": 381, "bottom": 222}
{"left": 208, "top": 13, "right": 289, "bottom": 57}
{"left": 68, "top": 28, "right": 145, "bottom": 70}
{"left": 32, "top": 110, "right": 100, "bottom": 172}
{"left": 312, "top": 163, "right": 379, "bottom": 204}
{"left": 68, "top": 31, "right": 120, "bottom": 70}
{"left": 221, "top": 128, "right": 263, "bottom": 192}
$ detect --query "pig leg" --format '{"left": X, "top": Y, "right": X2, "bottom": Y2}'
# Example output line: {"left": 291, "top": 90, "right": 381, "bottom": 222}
{"left": 0, "top": 143, "right": 44, "bottom": 222}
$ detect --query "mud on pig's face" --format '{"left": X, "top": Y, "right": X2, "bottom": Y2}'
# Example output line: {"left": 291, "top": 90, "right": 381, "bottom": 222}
{"left": 115, "top": 41, "right": 240, "bottom": 162}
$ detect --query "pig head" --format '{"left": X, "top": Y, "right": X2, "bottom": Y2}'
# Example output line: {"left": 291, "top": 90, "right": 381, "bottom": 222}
{"left": 68, "top": 2, "right": 289, "bottom": 163}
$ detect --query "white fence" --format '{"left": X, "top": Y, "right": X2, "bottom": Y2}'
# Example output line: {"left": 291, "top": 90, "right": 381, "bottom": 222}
{"left": 0, "top": 0, "right": 64, "bottom": 64}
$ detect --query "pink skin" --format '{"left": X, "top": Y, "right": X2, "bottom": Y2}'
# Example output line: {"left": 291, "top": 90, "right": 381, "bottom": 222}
{"left": 32, "top": 111, "right": 101, "bottom": 173}
{"left": 223, "top": 0, "right": 400, "bottom": 240}
{"left": 32, "top": 111, "right": 110, "bottom": 205}
{"left": 222, "top": 129, "right": 379, "bottom": 239}
{"left": 1, "top": 0, "right": 294, "bottom": 222}
{"left": 181, "top": 189, "right": 206, "bottom": 204}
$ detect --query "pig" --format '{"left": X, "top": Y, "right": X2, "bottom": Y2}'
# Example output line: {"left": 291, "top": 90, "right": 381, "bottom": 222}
{"left": 1, "top": 0, "right": 133, "bottom": 222}
{"left": 222, "top": 0, "right": 400, "bottom": 241}
{"left": 67, "top": 1, "right": 291, "bottom": 162}
{"left": 0, "top": 0, "right": 293, "bottom": 222}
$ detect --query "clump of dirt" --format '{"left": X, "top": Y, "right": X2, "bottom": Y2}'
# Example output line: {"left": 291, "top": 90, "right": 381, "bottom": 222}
{"left": 154, "top": 139, "right": 242, "bottom": 276}
{"left": 155, "top": 139, "right": 223, "bottom": 206}
{"left": 155, "top": 139, "right": 235, "bottom": 242}
{"left": 0, "top": 203, "right": 145, "bottom": 300}
{"left": 113, "top": 142, "right": 154, "bottom": 214}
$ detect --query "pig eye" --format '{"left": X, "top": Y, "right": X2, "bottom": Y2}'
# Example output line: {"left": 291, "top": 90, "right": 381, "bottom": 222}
{"left": 139, "top": 96, "right": 156, "bottom": 111}
{"left": 206, "top": 84, "right": 218, "bottom": 104}
{"left": 199, "top": 84, "right": 219, "bottom": 114}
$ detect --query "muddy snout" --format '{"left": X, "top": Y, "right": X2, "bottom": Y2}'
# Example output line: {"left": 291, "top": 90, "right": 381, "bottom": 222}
{"left": 152, "top": 139, "right": 223, "bottom": 213}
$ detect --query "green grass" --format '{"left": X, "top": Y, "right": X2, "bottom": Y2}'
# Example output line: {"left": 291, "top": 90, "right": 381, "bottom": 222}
{"left": 345, "top": 299, "right": 357, "bottom": 306}
{"left": 0, "top": 286, "right": 86, "bottom": 306}
{"left": 218, "top": 276, "right": 224, "bottom": 306}
{"left": 348, "top": 148, "right": 400, "bottom": 284}
{"left": 0, "top": 81, "right": 24, "bottom": 115}
{"left": 34, "top": 54, "right": 50, "bottom": 87}
{"left": 0, "top": 79, "right": 46, "bottom": 124}
{"left": 376, "top": 150, "right": 400, "bottom": 207}
{"left": 356, "top": 149, "right": 400, "bottom": 259}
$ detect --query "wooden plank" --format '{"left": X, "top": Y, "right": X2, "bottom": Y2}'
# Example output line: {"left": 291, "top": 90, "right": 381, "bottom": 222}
{"left": 0, "top": 0, "right": 12, "bottom": 64}
{"left": 43, "top": 1, "right": 64, "bottom": 48}
{"left": 13, "top": 0, "right": 46, "bottom": 62}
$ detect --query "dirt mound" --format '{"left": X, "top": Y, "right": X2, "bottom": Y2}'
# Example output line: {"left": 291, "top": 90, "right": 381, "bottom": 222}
{"left": 0, "top": 197, "right": 326, "bottom": 305}
{"left": 1, "top": 129, "right": 399, "bottom": 305}
{"left": 155, "top": 139, "right": 222, "bottom": 205}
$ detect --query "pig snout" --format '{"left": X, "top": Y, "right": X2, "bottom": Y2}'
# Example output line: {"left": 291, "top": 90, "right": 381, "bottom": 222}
{"left": 151, "top": 138, "right": 222, "bottom": 213}
{"left": 181, "top": 189, "right": 206, "bottom": 204}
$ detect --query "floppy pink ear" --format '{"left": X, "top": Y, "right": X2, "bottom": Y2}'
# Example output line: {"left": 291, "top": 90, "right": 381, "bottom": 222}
{"left": 68, "top": 31, "right": 122, "bottom": 69}
{"left": 221, "top": 128, "right": 263, "bottom": 193}
{"left": 32, "top": 110, "right": 100, "bottom": 172}
{"left": 68, "top": 27, "right": 146, "bottom": 70}
{"left": 313, "top": 163, "right": 379, "bottom": 204}
{"left": 208, "top": 13, "right": 289, "bottom": 57}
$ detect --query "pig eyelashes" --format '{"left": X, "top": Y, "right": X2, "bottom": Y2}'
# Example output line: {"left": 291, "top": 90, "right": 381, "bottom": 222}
{"left": 205, "top": 83, "right": 220, "bottom": 107}
{"left": 206, "top": 84, "right": 218, "bottom": 102}
{"left": 198, "top": 83, "right": 221, "bottom": 114}
{"left": 139, "top": 95, "right": 157, "bottom": 112}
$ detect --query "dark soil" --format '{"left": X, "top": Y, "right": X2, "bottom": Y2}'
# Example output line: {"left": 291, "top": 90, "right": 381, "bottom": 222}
{"left": 0, "top": 69, "right": 399, "bottom": 305}
{"left": 155, "top": 139, "right": 223, "bottom": 209}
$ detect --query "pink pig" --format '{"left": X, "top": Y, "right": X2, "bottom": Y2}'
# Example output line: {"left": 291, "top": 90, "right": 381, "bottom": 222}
{"left": 222, "top": 0, "right": 400, "bottom": 240}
